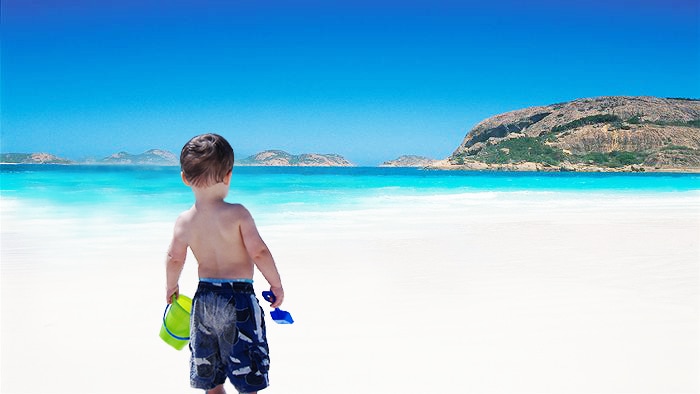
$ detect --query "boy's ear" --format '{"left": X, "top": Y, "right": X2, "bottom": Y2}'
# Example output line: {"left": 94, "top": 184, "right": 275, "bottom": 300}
{"left": 223, "top": 170, "right": 233, "bottom": 185}
{"left": 181, "top": 172, "right": 191, "bottom": 186}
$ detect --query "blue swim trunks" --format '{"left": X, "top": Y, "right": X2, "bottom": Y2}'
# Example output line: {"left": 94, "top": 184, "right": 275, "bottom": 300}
{"left": 189, "top": 279, "right": 270, "bottom": 392}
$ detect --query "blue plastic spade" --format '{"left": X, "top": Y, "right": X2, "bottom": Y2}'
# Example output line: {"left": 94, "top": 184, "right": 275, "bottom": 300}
{"left": 262, "top": 291, "right": 294, "bottom": 324}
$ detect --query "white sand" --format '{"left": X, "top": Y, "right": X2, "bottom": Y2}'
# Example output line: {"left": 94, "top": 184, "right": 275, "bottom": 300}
{"left": 1, "top": 191, "right": 699, "bottom": 393}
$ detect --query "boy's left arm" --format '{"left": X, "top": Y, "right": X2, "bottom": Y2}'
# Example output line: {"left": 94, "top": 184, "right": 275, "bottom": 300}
{"left": 239, "top": 208, "right": 284, "bottom": 308}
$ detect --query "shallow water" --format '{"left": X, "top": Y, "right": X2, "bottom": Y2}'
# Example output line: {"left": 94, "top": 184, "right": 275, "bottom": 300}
{"left": 2, "top": 165, "right": 699, "bottom": 213}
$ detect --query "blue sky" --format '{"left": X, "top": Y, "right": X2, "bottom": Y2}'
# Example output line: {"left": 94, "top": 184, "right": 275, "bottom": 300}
{"left": 1, "top": 0, "right": 698, "bottom": 165}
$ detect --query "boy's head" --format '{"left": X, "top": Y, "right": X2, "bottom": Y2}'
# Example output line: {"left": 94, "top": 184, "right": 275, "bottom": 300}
{"left": 180, "top": 133, "right": 234, "bottom": 188}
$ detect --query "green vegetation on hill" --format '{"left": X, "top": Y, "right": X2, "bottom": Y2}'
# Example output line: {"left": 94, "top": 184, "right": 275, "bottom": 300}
{"left": 626, "top": 116, "right": 699, "bottom": 128}
{"left": 661, "top": 145, "right": 696, "bottom": 152}
{"left": 454, "top": 136, "right": 656, "bottom": 168}
{"left": 648, "top": 119, "right": 700, "bottom": 128}
{"left": 473, "top": 137, "right": 565, "bottom": 166}
{"left": 550, "top": 114, "right": 700, "bottom": 132}
{"left": 574, "top": 151, "right": 647, "bottom": 167}
{"left": 551, "top": 114, "right": 622, "bottom": 133}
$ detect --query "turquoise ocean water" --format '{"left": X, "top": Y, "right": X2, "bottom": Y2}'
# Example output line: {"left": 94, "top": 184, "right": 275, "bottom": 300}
{"left": 1, "top": 165, "right": 699, "bottom": 222}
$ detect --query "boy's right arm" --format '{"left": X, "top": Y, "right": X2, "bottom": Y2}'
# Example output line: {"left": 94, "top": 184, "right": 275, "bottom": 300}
{"left": 239, "top": 207, "right": 284, "bottom": 308}
{"left": 165, "top": 217, "right": 188, "bottom": 304}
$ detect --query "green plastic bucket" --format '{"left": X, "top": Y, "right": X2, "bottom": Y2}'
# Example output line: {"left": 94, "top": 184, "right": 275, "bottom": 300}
{"left": 159, "top": 295, "right": 192, "bottom": 350}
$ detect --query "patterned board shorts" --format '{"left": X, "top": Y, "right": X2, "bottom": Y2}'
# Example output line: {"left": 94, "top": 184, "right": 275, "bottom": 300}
{"left": 189, "top": 279, "right": 270, "bottom": 393}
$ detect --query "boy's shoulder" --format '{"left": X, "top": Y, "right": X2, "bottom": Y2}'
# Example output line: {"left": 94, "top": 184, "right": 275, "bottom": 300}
{"left": 221, "top": 202, "right": 254, "bottom": 219}
{"left": 216, "top": 203, "right": 255, "bottom": 226}
{"left": 223, "top": 201, "right": 249, "bottom": 212}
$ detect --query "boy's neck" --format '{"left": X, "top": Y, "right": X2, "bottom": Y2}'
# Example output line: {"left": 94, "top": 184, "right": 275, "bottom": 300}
{"left": 192, "top": 183, "right": 229, "bottom": 206}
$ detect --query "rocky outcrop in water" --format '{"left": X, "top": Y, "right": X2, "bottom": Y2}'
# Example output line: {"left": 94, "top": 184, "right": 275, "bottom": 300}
{"left": 437, "top": 96, "right": 700, "bottom": 172}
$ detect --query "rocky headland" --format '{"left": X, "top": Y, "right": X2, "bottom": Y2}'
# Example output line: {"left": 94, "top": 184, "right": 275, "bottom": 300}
{"left": 237, "top": 150, "right": 354, "bottom": 167}
{"left": 380, "top": 155, "right": 437, "bottom": 167}
{"left": 431, "top": 96, "right": 700, "bottom": 172}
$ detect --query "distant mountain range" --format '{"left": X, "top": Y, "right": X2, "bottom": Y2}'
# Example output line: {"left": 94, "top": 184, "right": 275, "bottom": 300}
{"left": 0, "top": 149, "right": 178, "bottom": 165}
{"left": 0, "top": 149, "right": 362, "bottom": 167}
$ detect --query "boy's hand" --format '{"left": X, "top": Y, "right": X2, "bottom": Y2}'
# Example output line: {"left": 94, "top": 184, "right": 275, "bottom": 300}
{"left": 270, "top": 286, "right": 284, "bottom": 308}
{"left": 166, "top": 284, "right": 179, "bottom": 304}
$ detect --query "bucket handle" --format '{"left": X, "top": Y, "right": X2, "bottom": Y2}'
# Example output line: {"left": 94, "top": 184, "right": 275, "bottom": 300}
{"left": 162, "top": 304, "right": 190, "bottom": 341}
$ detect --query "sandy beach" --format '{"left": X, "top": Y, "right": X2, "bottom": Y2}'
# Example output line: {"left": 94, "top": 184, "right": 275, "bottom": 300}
{"left": 1, "top": 191, "right": 699, "bottom": 393}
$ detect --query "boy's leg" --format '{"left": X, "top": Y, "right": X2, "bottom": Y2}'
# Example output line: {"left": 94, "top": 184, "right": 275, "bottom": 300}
{"left": 225, "top": 292, "right": 270, "bottom": 394}
{"left": 205, "top": 385, "right": 226, "bottom": 394}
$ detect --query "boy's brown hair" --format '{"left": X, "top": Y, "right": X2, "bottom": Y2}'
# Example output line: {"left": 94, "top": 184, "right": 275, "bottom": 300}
{"left": 180, "top": 133, "right": 234, "bottom": 187}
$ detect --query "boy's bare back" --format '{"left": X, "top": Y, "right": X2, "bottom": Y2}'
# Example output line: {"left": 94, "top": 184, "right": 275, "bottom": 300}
{"left": 172, "top": 202, "right": 260, "bottom": 280}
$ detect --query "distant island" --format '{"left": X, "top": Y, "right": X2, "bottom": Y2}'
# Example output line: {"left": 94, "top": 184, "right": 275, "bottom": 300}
{"left": 0, "top": 153, "right": 75, "bottom": 165}
{"left": 431, "top": 96, "right": 700, "bottom": 172}
{"left": 100, "top": 149, "right": 178, "bottom": 165}
{"left": 380, "top": 155, "right": 437, "bottom": 167}
{"left": 237, "top": 150, "right": 354, "bottom": 167}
